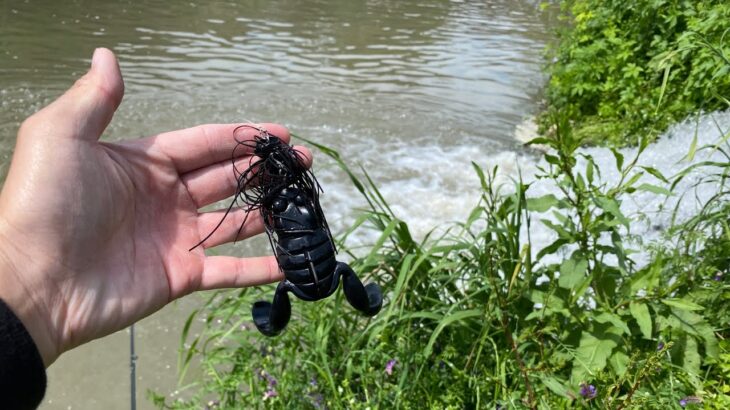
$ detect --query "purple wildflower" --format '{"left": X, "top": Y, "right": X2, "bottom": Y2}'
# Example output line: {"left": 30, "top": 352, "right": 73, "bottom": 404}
{"left": 267, "top": 375, "right": 278, "bottom": 388}
{"left": 385, "top": 359, "right": 397, "bottom": 376}
{"left": 308, "top": 392, "right": 325, "bottom": 409}
{"left": 679, "top": 396, "right": 701, "bottom": 407}
{"left": 258, "top": 369, "right": 278, "bottom": 388}
{"left": 579, "top": 383, "right": 597, "bottom": 399}
{"left": 657, "top": 342, "right": 665, "bottom": 351}
{"left": 263, "top": 389, "right": 278, "bottom": 400}
{"left": 714, "top": 272, "right": 723, "bottom": 281}
{"left": 259, "top": 369, "right": 278, "bottom": 401}
{"left": 307, "top": 376, "right": 324, "bottom": 408}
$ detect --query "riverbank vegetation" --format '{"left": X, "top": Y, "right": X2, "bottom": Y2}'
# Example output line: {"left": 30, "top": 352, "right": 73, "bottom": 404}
{"left": 152, "top": 117, "right": 729, "bottom": 408}
{"left": 540, "top": 0, "right": 730, "bottom": 146}
{"left": 152, "top": 2, "right": 730, "bottom": 408}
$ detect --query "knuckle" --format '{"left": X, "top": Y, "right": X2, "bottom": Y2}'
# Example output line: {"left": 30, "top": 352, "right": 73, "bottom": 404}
{"left": 18, "top": 113, "right": 44, "bottom": 139}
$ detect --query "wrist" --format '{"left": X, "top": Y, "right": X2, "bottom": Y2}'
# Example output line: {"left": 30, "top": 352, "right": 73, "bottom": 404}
{"left": 0, "top": 219, "right": 59, "bottom": 367}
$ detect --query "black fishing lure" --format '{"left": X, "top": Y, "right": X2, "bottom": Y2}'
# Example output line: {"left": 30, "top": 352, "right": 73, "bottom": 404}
{"left": 192, "top": 125, "right": 382, "bottom": 336}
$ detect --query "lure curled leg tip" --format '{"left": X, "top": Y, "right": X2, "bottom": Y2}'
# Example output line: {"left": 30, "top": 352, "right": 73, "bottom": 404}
{"left": 338, "top": 262, "right": 383, "bottom": 316}
{"left": 251, "top": 301, "right": 280, "bottom": 337}
{"left": 251, "top": 282, "right": 291, "bottom": 337}
{"left": 363, "top": 282, "right": 383, "bottom": 316}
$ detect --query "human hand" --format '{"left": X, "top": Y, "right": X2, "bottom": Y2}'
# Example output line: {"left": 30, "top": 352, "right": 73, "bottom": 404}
{"left": 0, "top": 48, "right": 311, "bottom": 366}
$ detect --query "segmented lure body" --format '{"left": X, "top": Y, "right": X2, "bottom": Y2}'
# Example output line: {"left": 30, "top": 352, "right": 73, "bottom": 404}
{"left": 268, "top": 187, "right": 340, "bottom": 300}
{"left": 192, "top": 125, "right": 382, "bottom": 336}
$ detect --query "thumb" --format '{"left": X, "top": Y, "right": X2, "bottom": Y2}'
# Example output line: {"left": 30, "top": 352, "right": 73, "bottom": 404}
{"left": 22, "top": 48, "right": 124, "bottom": 141}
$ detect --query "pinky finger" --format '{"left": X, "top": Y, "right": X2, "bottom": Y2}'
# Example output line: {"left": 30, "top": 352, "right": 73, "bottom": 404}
{"left": 200, "top": 255, "right": 284, "bottom": 290}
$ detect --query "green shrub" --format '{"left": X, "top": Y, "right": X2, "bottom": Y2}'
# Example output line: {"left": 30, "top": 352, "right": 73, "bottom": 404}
{"left": 541, "top": 0, "right": 730, "bottom": 146}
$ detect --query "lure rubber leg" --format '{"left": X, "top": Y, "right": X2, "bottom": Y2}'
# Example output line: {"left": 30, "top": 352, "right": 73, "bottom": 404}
{"left": 252, "top": 282, "right": 291, "bottom": 336}
{"left": 338, "top": 262, "right": 383, "bottom": 316}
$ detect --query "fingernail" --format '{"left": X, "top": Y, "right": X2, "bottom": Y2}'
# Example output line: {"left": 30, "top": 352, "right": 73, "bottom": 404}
{"left": 91, "top": 48, "right": 103, "bottom": 70}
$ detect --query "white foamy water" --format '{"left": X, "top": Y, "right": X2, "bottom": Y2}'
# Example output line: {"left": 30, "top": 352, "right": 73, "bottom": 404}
{"left": 319, "top": 110, "right": 730, "bottom": 265}
{"left": 525, "top": 111, "right": 730, "bottom": 266}
{"left": 321, "top": 144, "right": 529, "bottom": 233}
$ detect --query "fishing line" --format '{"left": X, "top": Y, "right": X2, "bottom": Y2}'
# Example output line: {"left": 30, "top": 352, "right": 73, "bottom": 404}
{"left": 129, "top": 324, "right": 137, "bottom": 410}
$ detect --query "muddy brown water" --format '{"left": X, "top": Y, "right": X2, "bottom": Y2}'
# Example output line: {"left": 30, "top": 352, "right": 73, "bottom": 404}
{"left": 0, "top": 1, "right": 556, "bottom": 408}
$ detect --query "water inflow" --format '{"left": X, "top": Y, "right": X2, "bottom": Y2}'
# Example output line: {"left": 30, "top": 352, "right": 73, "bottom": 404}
{"left": 518, "top": 112, "right": 730, "bottom": 268}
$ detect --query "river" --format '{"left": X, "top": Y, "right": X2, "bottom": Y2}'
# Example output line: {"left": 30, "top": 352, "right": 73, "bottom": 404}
{"left": 0, "top": 1, "right": 557, "bottom": 408}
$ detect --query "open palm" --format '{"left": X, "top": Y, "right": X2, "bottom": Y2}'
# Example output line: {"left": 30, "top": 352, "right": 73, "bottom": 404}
{"left": 0, "top": 48, "right": 309, "bottom": 366}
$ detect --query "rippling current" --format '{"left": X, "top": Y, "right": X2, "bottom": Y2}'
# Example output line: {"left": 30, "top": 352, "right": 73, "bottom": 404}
{"left": 1, "top": 1, "right": 557, "bottom": 408}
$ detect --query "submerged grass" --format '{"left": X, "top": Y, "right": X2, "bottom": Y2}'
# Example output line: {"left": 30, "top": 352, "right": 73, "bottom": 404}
{"left": 150, "top": 112, "right": 730, "bottom": 408}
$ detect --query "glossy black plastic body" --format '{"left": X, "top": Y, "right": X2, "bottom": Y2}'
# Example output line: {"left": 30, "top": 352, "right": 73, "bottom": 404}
{"left": 190, "top": 130, "right": 382, "bottom": 336}
{"left": 270, "top": 187, "right": 341, "bottom": 300}
{"left": 252, "top": 188, "right": 382, "bottom": 337}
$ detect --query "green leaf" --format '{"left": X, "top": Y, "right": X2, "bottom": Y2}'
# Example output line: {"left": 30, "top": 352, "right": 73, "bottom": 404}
{"left": 527, "top": 194, "right": 561, "bottom": 212}
{"left": 612, "top": 149, "right": 624, "bottom": 170}
{"left": 537, "top": 238, "right": 569, "bottom": 260}
{"left": 636, "top": 183, "right": 671, "bottom": 195}
{"left": 540, "top": 376, "right": 569, "bottom": 397}
{"left": 571, "top": 331, "right": 618, "bottom": 383}
{"left": 586, "top": 159, "right": 595, "bottom": 184}
{"left": 558, "top": 257, "right": 588, "bottom": 289}
{"left": 177, "top": 308, "right": 200, "bottom": 385}
{"left": 655, "top": 65, "right": 671, "bottom": 114}
{"left": 639, "top": 166, "right": 669, "bottom": 183}
{"left": 424, "top": 309, "right": 482, "bottom": 356}
{"left": 609, "top": 351, "right": 630, "bottom": 377}
{"left": 594, "top": 312, "right": 631, "bottom": 336}
{"left": 465, "top": 206, "right": 483, "bottom": 227}
{"left": 471, "top": 162, "right": 489, "bottom": 192}
{"left": 572, "top": 276, "right": 592, "bottom": 301}
{"left": 630, "top": 262, "right": 661, "bottom": 293}
{"left": 526, "top": 137, "right": 556, "bottom": 147}
{"left": 686, "top": 129, "right": 699, "bottom": 161}
{"left": 623, "top": 172, "right": 643, "bottom": 190}
{"left": 661, "top": 298, "right": 704, "bottom": 311}
{"left": 545, "top": 153, "right": 561, "bottom": 166}
{"left": 629, "top": 302, "right": 652, "bottom": 339}
{"left": 529, "top": 289, "right": 566, "bottom": 311}
{"left": 595, "top": 197, "right": 630, "bottom": 227}
{"left": 682, "top": 335, "right": 701, "bottom": 378}
{"left": 541, "top": 219, "right": 575, "bottom": 241}
{"left": 670, "top": 308, "right": 718, "bottom": 358}
{"left": 525, "top": 310, "right": 544, "bottom": 321}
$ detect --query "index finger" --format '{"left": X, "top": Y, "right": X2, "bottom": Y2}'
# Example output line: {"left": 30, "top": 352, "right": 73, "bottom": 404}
{"left": 149, "top": 122, "right": 290, "bottom": 173}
